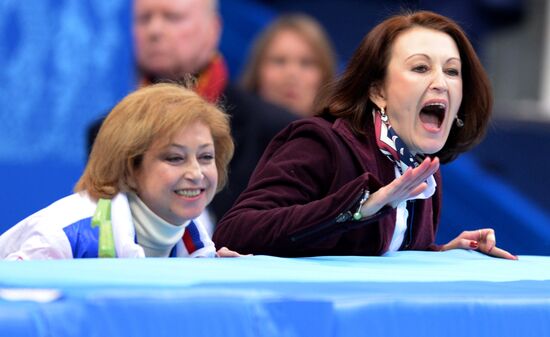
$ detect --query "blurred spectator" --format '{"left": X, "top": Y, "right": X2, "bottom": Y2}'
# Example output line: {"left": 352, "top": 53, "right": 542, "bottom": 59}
{"left": 240, "top": 13, "right": 337, "bottom": 117}
{"left": 256, "top": 1, "right": 524, "bottom": 70}
{"left": 87, "top": 0, "right": 296, "bottom": 223}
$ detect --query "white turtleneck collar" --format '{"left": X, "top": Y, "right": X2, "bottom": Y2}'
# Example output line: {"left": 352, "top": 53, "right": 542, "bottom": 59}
{"left": 127, "top": 192, "right": 189, "bottom": 257}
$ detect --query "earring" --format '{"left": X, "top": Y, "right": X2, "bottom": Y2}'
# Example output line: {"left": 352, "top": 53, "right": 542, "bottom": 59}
{"left": 455, "top": 116, "right": 464, "bottom": 128}
{"left": 380, "top": 107, "right": 389, "bottom": 123}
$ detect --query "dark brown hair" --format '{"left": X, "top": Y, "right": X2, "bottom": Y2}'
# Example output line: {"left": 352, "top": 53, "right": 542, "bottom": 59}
{"left": 317, "top": 10, "right": 492, "bottom": 163}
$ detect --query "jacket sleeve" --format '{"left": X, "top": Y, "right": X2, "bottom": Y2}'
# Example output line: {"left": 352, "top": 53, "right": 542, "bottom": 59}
{"left": 187, "top": 216, "right": 217, "bottom": 258}
{"left": 213, "top": 123, "right": 391, "bottom": 256}
{"left": 0, "top": 215, "right": 73, "bottom": 260}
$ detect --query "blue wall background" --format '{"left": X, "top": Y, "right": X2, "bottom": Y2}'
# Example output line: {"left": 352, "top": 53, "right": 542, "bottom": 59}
{"left": 0, "top": 0, "right": 133, "bottom": 231}
{"left": 1, "top": 0, "right": 548, "bottom": 255}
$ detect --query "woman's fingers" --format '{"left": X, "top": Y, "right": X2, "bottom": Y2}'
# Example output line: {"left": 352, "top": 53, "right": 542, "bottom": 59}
{"left": 442, "top": 237, "right": 478, "bottom": 251}
{"left": 445, "top": 229, "right": 517, "bottom": 260}
{"left": 216, "top": 246, "right": 247, "bottom": 257}
{"left": 371, "top": 157, "right": 440, "bottom": 210}
{"left": 402, "top": 158, "right": 439, "bottom": 188}
{"left": 407, "top": 182, "right": 428, "bottom": 198}
{"left": 443, "top": 239, "right": 518, "bottom": 260}
{"left": 484, "top": 229, "right": 496, "bottom": 253}
{"left": 412, "top": 157, "right": 439, "bottom": 183}
{"left": 456, "top": 230, "right": 481, "bottom": 241}
{"left": 485, "top": 246, "right": 518, "bottom": 260}
{"left": 393, "top": 157, "right": 439, "bottom": 198}
{"left": 441, "top": 238, "right": 459, "bottom": 251}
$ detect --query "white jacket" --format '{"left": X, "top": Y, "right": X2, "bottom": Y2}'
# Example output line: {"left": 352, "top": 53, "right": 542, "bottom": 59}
{"left": 0, "top": 192, "right": 216, "bottom": 260}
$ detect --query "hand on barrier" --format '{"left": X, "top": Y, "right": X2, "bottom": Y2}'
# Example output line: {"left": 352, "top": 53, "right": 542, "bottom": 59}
{"left": 442, "top": 228, "right": 518, "bottom": 260}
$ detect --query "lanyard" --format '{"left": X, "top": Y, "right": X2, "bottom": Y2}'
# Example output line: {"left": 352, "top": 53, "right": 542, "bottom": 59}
{"left": 91, "top": 198, "right": 116, "bottom": 258}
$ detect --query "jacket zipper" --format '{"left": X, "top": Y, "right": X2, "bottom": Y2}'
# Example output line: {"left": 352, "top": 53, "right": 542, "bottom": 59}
{"left": 289, "top": 189, "right": 366, "bottom": 243}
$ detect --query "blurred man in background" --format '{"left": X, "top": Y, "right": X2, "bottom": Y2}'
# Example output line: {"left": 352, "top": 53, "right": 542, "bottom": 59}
{"left": 88, "top": 0, "right": 296, "bottom": 226}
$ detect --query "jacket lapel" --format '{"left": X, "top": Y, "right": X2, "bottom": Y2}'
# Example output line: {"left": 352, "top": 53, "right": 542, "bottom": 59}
{"left": 332, "top": 118, "right": 396, "bottom": 185}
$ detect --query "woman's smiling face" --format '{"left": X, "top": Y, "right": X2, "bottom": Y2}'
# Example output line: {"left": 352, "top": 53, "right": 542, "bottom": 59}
{"left": 370, "top": 26, "right": 463, "bottom": 155}
{"left": 132, "top": 121, "right": 218, "bottom": 225}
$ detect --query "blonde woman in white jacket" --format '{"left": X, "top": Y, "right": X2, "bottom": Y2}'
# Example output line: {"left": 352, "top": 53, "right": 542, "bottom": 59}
{"left": 0, "top": 83, "right": 240, "bottom": 259}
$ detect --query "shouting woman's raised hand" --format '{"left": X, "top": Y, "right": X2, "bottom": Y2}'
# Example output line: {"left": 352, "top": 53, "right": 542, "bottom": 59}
{"left": 360, "top": 157, "right": 440, "bottom": 217}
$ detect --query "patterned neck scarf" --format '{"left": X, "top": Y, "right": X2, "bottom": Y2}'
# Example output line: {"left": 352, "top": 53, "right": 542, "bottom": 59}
{"left": 374, "top": 108, "right": 422, "bottom": 174}
{"left": 373, "top": 108, "right": 436, "bottom": 200}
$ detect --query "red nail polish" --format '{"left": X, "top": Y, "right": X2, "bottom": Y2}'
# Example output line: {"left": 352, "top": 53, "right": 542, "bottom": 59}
{"left": 469, "top": 241, "right": 478, "bottom": 249}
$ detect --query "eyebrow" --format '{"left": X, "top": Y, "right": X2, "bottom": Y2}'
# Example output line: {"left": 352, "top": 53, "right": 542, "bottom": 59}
{"left": 168, "top": 143, "right": 214, "bottom": 151}
{"left": 405, "top": 53, "right": 461, "bottom": 63}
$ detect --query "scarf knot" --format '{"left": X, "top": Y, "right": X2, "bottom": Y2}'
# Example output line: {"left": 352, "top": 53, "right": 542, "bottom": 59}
{"left": 374, "top": 108, "right": 422, "bottom": 174}
{"left": 373, "top": 108, "right": 437, "bottom": 201}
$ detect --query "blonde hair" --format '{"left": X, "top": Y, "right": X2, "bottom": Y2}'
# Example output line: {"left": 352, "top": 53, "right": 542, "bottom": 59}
{"left": 75, "top": 83, "right": 234, "bottom": 199}
{"left": 240, "top": 13, "right": 337, "bottom": 93}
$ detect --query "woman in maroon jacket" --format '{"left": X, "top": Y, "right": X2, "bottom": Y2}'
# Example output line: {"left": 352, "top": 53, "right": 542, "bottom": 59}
{"left": 213, "top": 11, "right": 516, "bottom": 259}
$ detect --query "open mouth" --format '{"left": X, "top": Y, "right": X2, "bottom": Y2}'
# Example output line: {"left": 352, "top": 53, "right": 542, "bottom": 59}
{"left": 174, "top": 189, "right": 204, "bottom": 198}
{"left": 419, "top": 102, "right": 446, "bottom": 130}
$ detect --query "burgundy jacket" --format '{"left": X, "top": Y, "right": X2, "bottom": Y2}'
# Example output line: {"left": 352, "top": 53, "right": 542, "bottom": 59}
{"left": 213, "top": 115, "right": 442, "bottom": 257}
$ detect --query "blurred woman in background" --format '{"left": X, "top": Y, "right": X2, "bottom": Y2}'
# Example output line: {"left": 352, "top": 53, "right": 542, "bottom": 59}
{"left": 240, "top": 13, "right": 337, "bottom": 117}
